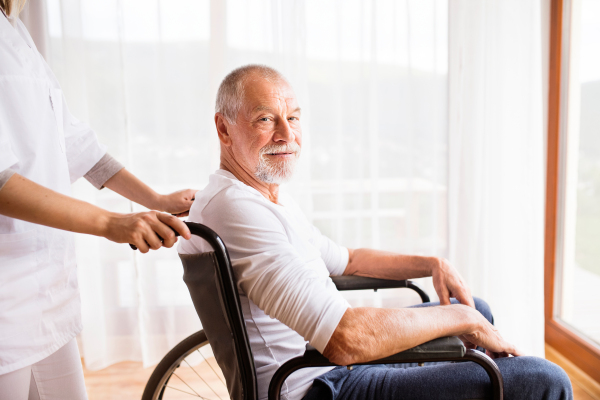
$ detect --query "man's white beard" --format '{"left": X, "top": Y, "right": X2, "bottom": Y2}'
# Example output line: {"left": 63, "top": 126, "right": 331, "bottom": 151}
{"left": 255, "top": 143, "right": 301, "bottom": 185}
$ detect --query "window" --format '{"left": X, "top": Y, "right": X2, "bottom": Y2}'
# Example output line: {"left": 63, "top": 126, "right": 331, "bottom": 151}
{"left": 546, "top": 0, "right": 600, "bottom": 381}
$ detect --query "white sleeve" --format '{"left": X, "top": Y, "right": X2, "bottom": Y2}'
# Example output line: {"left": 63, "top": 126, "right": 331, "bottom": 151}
{"left": 60, "top": 94, "right": 107, "bottom": 183}
{"left": 310, "top": 224, "right": 349, "bottom": 276}
{"left": 0, "top": 139, "right": 18, "bottom": 172}
{"left": 189, "top": 194, "right": 350, "bottom": 353}
{"left": 0, "top": 85, "right": 19, "bottom": 172}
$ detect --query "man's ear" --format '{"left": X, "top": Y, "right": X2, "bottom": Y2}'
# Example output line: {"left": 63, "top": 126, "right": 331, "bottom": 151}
{"left": 215, "top": 113, "right": 233, "bottom": 146}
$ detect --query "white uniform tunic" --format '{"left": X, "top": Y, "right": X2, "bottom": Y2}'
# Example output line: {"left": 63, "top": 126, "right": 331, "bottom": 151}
{"left": 179, "top": 170, "right": 351, "bottom": 400}
{"left": 0, "top": 15, "right": 106, "bottom": 374}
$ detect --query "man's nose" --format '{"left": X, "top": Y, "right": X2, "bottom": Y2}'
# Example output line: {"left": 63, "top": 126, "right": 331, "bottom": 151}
{"left": 273, "top": 118, "right": 295, "bottom": 143}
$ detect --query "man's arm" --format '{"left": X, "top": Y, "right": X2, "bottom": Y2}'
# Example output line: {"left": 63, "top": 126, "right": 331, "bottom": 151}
{"left": 323, "top": 303, "right": 522, "bottom": 365}
{"left": 345, "top": 248, "right": 474, "bottom": 307}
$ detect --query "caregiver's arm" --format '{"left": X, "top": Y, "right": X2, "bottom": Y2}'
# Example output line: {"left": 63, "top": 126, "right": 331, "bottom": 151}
{"left": 103, "top": 168, "right": 196, "bottom": 217}
{"left": 323, "top": 303, "right": 522, "bottom": 365}
{"left": 84, "top": 157, "right": 196, "bottom": 217}
{"left": 345, "top": 248, "right": 474, "bottom": 307}
{"left": 0, "top": 173, "right": 190, "bottom": 253}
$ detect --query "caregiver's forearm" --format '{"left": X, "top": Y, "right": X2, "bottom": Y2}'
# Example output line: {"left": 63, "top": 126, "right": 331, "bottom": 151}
{"left": 0, "top": 173, "right": 191, "bottom": 252}
{"left": 103, "top": 168, "right": 162, "bottom": 210}
{"left": 0, "top": 172, "right": 111, "bottom": 236}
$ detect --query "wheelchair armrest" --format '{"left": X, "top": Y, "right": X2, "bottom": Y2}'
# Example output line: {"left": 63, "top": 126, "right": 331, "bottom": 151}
{"left": 331, "top": 275, "right": 409, "bottom": 291}
{"left": 302, "top": 336, "right": 465, "bottom": 364}
{"left": 269, "top": 337, "right": 504, "bottom": 400}
{"left": 331, "top": 275, "right": 431, "bottom": 303}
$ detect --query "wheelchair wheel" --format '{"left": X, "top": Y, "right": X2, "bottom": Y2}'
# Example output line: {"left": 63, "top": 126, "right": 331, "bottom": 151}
{"left": 142, "top": 330, "right": 229, "bottom": 400}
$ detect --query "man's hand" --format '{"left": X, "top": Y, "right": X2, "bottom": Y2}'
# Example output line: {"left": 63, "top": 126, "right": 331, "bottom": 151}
{"left": 102, "top": 211, "right": 192, "bottom": 253}
{"left": 432, "top": 258, "right": 475, "bottom": 308}
{"left": 457, "top": 305, "right": 523, "bottom": 359}
{"left": 157, "top": 189, "right": 197, "bottom": 217}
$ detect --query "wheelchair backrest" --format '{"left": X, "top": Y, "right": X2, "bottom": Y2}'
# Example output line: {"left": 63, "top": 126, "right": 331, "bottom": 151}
{"left": 179, "top": 223, "right": 259, "bottom": 400}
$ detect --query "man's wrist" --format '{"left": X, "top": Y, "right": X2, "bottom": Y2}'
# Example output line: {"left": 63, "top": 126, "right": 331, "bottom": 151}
{"left": 429, "top": 256, "right": 443, "bottom": 276}
{"left": 451, "top": 303, "right": 481, "bottom": 335}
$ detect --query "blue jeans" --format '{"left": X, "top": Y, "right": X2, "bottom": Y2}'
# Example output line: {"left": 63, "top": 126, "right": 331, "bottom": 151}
{"left": 302, "top": 298, "right": 572, "bottom": 400}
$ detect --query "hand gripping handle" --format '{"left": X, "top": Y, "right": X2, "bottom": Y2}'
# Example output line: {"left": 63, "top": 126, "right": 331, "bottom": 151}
{"left": 129, "top": 228, "right": 181, "bottom": 250}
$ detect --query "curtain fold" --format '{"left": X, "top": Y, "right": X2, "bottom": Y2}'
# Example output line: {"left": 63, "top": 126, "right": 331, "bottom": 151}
{"left": 448, "top": 0, "right": 546, "bottom": 357}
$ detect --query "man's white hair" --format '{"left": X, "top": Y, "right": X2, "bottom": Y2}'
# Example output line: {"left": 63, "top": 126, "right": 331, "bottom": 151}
{"left": 215, "top": 64, "right": 287, "bottom": 124}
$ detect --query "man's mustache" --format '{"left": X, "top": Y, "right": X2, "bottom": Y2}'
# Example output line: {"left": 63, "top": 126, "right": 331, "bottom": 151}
{"left": 259, "top": 143, "right": 301, "bottom": 157}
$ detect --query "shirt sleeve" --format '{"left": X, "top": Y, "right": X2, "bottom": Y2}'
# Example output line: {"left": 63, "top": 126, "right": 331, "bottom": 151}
{"left": 310, "top": 224, "right": 349, "bottom": 276}
{"left": 60, "top": 94, "right": 107, "bottom": 183}
{"left": 0, "top": 168, "right": 16, "bottom": 191}
{"left": 0, "top": 86, "right": 19, "bottom": 172}
{"left": 0, "top": 139, "right": 18, "bottom": 172}
{"left": 187, "top": 192, "right": 350, "bottom": 353}
{"left": 84, "top": 153, "right": 125, "bottom": 190}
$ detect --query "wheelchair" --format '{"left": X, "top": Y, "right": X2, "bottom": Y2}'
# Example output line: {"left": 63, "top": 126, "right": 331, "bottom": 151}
{"left": 141, "top": 222, "right": 504, "bottom": 400}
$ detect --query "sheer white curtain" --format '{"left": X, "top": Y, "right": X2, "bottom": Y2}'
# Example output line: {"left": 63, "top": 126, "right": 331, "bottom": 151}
{"left": 448, "top": 0, "right": 546, "bottom": 357}
{"left": 22, "top": 0, "right": 549, "bottom": 368}
{"left": 24, "top": 0, "right": 547, "bottom": 368}
{"left": 29, "top": 0, "right": 447, "bottom": 369}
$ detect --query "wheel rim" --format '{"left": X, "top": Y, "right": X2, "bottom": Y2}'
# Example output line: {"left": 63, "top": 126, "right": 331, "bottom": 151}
{"left": 152, "top": 338, "right": 229, "bottom": 399}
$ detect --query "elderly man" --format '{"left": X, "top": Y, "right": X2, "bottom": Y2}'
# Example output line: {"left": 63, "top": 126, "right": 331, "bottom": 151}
{"left": 179, "top": 65, "right": 572, "bottom": 400}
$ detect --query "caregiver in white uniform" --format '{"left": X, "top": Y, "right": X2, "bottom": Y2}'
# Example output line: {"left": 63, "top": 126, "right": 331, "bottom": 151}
{"left": 0, "top": 1, "right": 194, "bottom": 398}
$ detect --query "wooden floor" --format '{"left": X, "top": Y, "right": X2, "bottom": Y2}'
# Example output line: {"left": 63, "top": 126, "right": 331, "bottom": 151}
{"left": 545, "top": 344, "right": 600, "bottom": 400}
{"left": 83, "top": 345, "right": 600, "bottom": 400}
{"left": 84, "top": 361, "right": 153, "bottom": 400}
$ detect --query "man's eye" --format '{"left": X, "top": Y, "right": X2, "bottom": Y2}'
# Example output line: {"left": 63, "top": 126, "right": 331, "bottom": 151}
{"left": 289, "top": 117, "right": 298, "bottom": 121}
{"left": 260, "top": 117, "right": 269, "bottom": 122}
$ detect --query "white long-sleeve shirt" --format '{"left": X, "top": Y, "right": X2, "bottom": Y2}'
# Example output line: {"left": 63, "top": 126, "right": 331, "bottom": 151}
{"left": 179, "top": 170, "right": 351, "bottom": 400}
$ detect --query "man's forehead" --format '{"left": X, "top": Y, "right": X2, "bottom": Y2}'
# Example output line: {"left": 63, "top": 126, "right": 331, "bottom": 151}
{"left": 243, "top": 76, "right": 299, "bottom": 112}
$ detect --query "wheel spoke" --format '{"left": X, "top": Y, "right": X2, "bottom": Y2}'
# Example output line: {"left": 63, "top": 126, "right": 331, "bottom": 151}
{"left": 165, "top": 385, "right": 205, "bottom": 398}
{"left": 171, "top": 372, "right": 208, "bottom": 399}
{"left": 197, "top": 349, "right": 226, "bottom": 386}
{"left": 183, "top": 359, "right": 224, "bottom": 400}
{"left": 145, "top": 332, "right": 230, "bottom": 400}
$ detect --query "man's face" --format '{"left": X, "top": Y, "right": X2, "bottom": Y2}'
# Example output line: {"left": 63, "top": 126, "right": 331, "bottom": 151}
{"left": 227, "top": 75, "right": 302, "bottom": 184}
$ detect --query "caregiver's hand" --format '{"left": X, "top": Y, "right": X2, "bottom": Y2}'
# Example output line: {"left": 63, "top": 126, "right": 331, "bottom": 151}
{"left": 157, "top": 189, "right": 196, "bottom": 217}
{"left": 0, "top": 173, "right": 189, "bottom": 252}
{"left": 103, "top": 169, "right": 196, "bottom": 216}
{"left": 103, "top": 211, "right": 191, "bottom": 253}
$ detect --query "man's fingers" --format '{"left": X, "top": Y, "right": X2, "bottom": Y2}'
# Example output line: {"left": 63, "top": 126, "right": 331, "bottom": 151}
{"left": 488, "top": 350, "right": 510, "bottom": 359}
{"left": 510, "top": 346, "right": 524, "bottom": 357}
{"left": 438, "top": 284, "right": 451, "bottom": 305}
{"left": 455, "top": 290, "right": 475, "bottom": 308}
{"left": 157, "top": 212, "right": 191, "bottom": 240}
{"left": 458, "top": 335, "right": 477, "bottom": 350}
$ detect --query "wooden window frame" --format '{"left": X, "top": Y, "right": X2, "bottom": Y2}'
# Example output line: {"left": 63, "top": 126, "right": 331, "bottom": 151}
{"left": 545, "top": 0, "right": 600, "bottom": 382}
